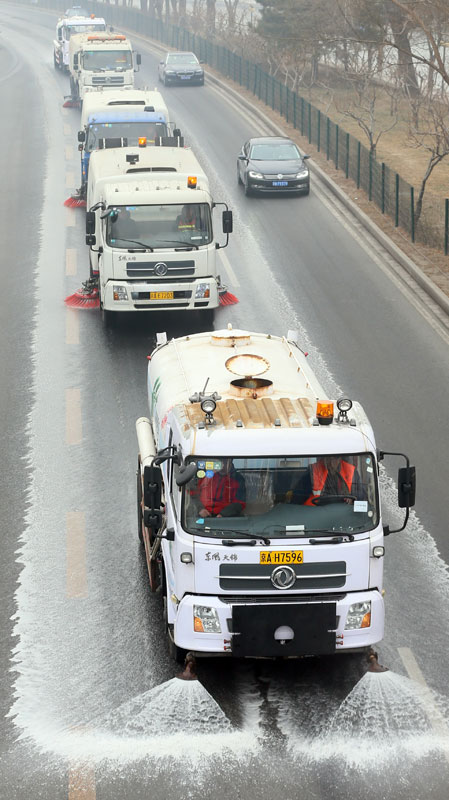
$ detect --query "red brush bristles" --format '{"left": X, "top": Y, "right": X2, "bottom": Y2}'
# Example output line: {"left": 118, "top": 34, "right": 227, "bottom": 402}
{"left": 65, "top": 285, "right": 100, "bottom": 308}
{"left": 64, "top": 197, "right": 86, "bottom": 208}
{"left": 62, "top": 99, "right": 80, "bottom": 108}
{"left": 219, "top": 291, "right": 239, "bottom": 306}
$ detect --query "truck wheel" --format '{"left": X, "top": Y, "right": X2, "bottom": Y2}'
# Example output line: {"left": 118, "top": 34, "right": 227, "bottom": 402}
{"left": 53, "top": 53, "right": 59, "bottom": 69}
{"left": 136, "top": 464, "right": 143, "bottom": 544}
{"left": 168, "top": 623, "right": 186, "bottom": 665}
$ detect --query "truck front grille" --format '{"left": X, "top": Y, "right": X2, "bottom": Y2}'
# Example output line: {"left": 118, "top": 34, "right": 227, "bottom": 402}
{"left": 219, "top": 562, "right": 347, "bottom": 591}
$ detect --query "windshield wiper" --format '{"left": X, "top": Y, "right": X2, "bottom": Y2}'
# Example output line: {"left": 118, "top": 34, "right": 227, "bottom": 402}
{"left": 309, "top": 534, "right": 355, "bottom": 545}
{"left": 157, "top": 240, "right": 199, "bottom": 250}
{"left": 204, "top": 527, "right": 271, "bottom": 545}
{"left": 113, "top": 238, "right": 154, "bottom": 251}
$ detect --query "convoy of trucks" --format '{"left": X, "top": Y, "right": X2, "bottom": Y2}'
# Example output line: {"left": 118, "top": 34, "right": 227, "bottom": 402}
{"left": 54, "top": 13, "right": 106, "bottom": 71}
{"left": 136, "top": 328, "right": 415, "bottom": 660}
{"left": 56, "top": 16, "right": 416, "bottom": 663}
{"left": 85, "top": 144, "right": 232, "bottom": 322}
{"left": 68, "top": 32, "right": 141, "bottom": 100}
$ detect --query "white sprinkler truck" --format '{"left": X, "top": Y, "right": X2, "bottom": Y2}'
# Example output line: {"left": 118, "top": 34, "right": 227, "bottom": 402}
{"left": 85, "top": 144, "right": 232, "bottom": 322}
{"left": 68, "top": 32, "right": 141, "bottom": 101}
{"left": 54, "top": 14, "right": 106, "bottom": 71}
{"left": 76, "top": 89, "right": 175, "bottom": 199}
{"left": 136, "top": 327, "right": 416, "bottom": 661}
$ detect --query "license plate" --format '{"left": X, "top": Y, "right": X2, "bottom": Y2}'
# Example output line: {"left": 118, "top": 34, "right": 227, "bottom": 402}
{"left": 272, "top": 181, "right": 288, "bottom": 187}
{"left": 150, "top": 291, "right": 174, "bottom": 300}
{"left": 180, "top": 75, "right": 191, "bottom": 80}
{"left": 260, "top": 550, "right": 303, "bottom": 564}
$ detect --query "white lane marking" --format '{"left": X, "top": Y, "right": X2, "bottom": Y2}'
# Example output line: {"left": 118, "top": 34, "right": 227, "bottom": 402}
{"left": 65, "top": 145, "right": 73, "bottom": 161}
{"left": 398, "top": 646, "right": 449, "bottom": 761}
{"left": 66, "top": 512, "right": 88, "bottom": 600}
{"left": 66, "top": 387, "right": 82, "bottom": 445}
{"left": 66, "top": 172, "right": 75, "bottom": 189}
{"left": 66, "top": 209, "right": 76, "bottom": 228}
{"left": 218, "top": 247, "right": 240, "bottom": 287}
{"left": 66, "top": 249, "right": 77, "bottom": 276}
{"left": 66, "top": 309, "right": 79, "bottom": 346}
{"left": 64, "top": 123, "right": 71, "bottom": 136}
{"left": 207, "top": 83, "right": 273, "bottom": 136}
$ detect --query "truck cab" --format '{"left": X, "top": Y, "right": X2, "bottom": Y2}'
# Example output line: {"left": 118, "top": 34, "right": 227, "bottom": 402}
{"left": 85, "top": 145, "right": 232, "bottom": 322}
{"left": 136, "top": 328, "right": 416, "bottom": 661}
{"left": 68, "top": 33, "right": 141, "bottom": 100}
{"left": 54, "top": 15, "right": 106, "bottom": 71}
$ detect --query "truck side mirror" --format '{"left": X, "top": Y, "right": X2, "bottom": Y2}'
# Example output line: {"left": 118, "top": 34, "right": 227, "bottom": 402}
{"left": 86, "top": 211, "right": 96, "bottom": 235}
{"left": 136, "top": 53, "right": 141, "bottom": 66}
{"left": 398, "top": 465, "right": 416, "bottom": 508}
{"left": 173, "top": 128, "right": 181, "bottom": 139}
{"left": 143, "top": 463, "right": 162, "bottom": 509}
{"left": 86, "top": 234, "right": 96, "bottom": 246}
{"left": 176, "top": 462, "right": 197, "bottom": 487}
{"left": 73, "top": 54, "right": 79, "bottom": 70}
{"left": 222, "top": 209, "right": 233, "bottom": 234}
{"left": 78, "top": 130, "right": 85, "bottom": 143}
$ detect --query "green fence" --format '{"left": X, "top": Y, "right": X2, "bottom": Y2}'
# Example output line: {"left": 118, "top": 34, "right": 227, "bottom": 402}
{"left": 31, "top": 0, "right": 449, "bottom": 253}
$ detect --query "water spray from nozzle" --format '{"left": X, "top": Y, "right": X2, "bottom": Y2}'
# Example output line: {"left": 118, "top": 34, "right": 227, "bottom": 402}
{"left": 177, "top": 652, "right": 198, "bottom": 681}
{"left": 366, "top": 648, "right": 389, "bottom": 673}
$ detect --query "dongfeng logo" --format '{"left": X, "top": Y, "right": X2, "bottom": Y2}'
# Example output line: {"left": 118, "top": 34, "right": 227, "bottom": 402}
{"left": 271, "top": 565, "right": 296, "bottom": 589}
{"left": 155, "top": 262, "right": 168, "bottom": 276}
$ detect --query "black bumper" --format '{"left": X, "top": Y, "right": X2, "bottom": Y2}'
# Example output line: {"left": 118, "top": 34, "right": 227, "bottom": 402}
{"left": 231, "top": 602, "right": 337, "bottom": 657}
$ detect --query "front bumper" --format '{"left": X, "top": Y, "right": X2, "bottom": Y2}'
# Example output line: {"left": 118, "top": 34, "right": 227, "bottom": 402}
{"left": 248, "top": 176, "right": 309, "bottom": 193}
{"left": 102, "top": 278, "right": 219, "bottom": 312}
{"left": 173, "top": 591, "right": 384, "bottom": 657}
{"left": 164, "top": 72, "right": 204, "bottom": 85}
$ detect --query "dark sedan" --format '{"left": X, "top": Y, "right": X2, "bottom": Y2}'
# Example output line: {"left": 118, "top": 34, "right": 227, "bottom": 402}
{"left": 158, "top": 52, "right": 204, "bottom": 86}
{"left": 237, "top": 137, "right": 310, "bottom": 195}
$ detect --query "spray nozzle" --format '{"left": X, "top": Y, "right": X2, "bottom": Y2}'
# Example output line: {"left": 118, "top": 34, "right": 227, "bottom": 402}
{"left": 177, "top": 652, "right": 198, "bottom": 681}
{"left": 366, "top": 648, "right": 389, "bottom": 673}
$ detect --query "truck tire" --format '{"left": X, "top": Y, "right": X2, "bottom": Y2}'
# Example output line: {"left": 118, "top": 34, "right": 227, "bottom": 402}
{"left": 53, "top": 52, "right": 59, "bottom": 69}
{"left": 161, "top": 569, "right": 186, "bottom": 664}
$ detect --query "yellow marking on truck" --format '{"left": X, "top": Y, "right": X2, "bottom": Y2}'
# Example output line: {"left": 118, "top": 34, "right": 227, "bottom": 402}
{"left": 64, "top": 123, "right": 71, "bottom": 136}
{"left": 66, "top": 513, "right": 88, "bottom": 599}
{"left": 68, "top": 762, "right": 96, "bottom": 798}
{"left": 398, "top": 646, "right": 449, "bottom": 762}
{"left": 66, "top": 171, "right": 75, "bottom": 188}
{"left": 66, "top": 209, "right": 76, "bottom": 228}
{"left": 66, "top": 309, "right": 79, "bottom": 345}
{"left": 65, "top": 145, "right": 73, "bottom": 161}
{"left": 66, "top": 387, "right": 82, "bottom": 445}
{"left": 66, "top": 249, "right": 77, "bottom": 276}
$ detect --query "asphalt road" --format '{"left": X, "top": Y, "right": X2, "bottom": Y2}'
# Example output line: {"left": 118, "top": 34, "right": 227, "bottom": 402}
{"left": 1, "top": 4, "right": 449, "bottom": 800}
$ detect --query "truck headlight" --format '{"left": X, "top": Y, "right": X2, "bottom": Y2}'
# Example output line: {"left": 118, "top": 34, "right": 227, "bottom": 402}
{"left": 113, "top": 286, "right": 129, "bottom": 302}
{"left": 195, "top": 283, "right": 210, "bottom": 299}
{"left": 345, "top": 601, "right": 371, "bottom": 630}
{"left": 193, "top": 605, "right": 221, "bottom": 633}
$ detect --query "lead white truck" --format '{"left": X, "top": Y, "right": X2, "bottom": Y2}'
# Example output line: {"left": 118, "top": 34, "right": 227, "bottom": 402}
{"left": 136, "top": 327, "right": 416, "bottom": 661}
{"left": 54, "top": 14, "right": 106, "bottom": 71}
{"left": 68, "top": 32, "right": 141, "bottom": 101}
{"left": 85, "top": 144, "right": 232, "bottom": 323}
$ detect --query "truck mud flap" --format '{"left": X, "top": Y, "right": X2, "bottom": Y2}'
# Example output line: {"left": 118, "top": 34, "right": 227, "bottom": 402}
{"left": 231, "top": 602, "right": 337, "bottom": 657}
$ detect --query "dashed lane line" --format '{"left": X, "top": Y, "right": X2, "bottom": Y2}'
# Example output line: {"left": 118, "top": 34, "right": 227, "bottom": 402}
{"left": 218, "top": 246, "right": 240, "bottom": 287}
{"left": 64, "top": 123, "right": 71, "bottom": 136}
{"left": 66, "top": 387, "right": 82, "bottom": 445}
{"left": 398, "top": 646, "right": 449, "bottom": 763}
{"left": 66, "top": 171, "right": 75, "bottom": 189}
{"left": 66, "top": 249, "right": 77, "bottom": 276}
{"left": 65, "top": 145, "right": 73, "bottom": 161}
{"left": 66, "top": 309, "right": 79, "bottom": 346}
{"left": 66, "top": 208, "right": 76, "bottom": 228}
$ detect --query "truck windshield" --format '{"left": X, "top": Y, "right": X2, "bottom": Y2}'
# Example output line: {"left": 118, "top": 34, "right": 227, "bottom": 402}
{"left": 65, "top": 24, "right": 106, "bottom": 38}
{"left": 86, "top": 122, "right": 168, "bottom": 151}
{"left": 182, "top": 454, "right": 379, "bottom": 538}
{"left": 82, "top": 50, "right": 132, "bottom": 71}
{"left": 106, "top": 204, "right": 213, "bottom": 248}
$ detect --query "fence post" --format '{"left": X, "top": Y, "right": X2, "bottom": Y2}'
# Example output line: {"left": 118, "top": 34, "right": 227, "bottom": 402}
{"left": 253, "top": 65, "right": 258, "bottom": 95}
{"left": 317, "top": 110, "right": 321, "bottom": 152}
{"left": 357, "top": 141, "right": 361, "bottom": 188}
{"left": 301, "top": 97, "right": 305, "bottom": 135}
{"left": 446, "top": 199, "right": 449, "bottom": 256}
{"left": 280, "top": 83, "right": 283, "bottom": 117}
{"left": 345, "top": 133, "right": 349, "bottom": 178}
{"left": 381, "top": 162, "right": 385, "bottom": 213}
{"left": 410, "top": 186, "right": 415, "bottom": 243}
{"left": 293, "top": 93, "right": 297, "bottom": 128}
{"left": 368, "top": 151, "right": 373, "bottom": 201}
{"left": 395, "top": 173, "right": 399, "bottom": 227}
{"left": 239, "top": 55, "right": 242, "bottom": 86}
{"left": 335, "top": 125, "right": 339, "bottom": 170}
{"left": 326, "top": 117, "right": 330, "bottom": 160}
{"left": 308, "top": 102, "right": 312, "bottom": 143}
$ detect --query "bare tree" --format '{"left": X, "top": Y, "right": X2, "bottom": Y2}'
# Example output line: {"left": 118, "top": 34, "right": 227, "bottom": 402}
{"left": 407, "top": 97, "right": 449, "bottom": 226}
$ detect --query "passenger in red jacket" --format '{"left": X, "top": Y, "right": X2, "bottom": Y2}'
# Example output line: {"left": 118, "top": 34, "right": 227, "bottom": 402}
{"left": 196, "top": 459, "right": 246, "bottom": 518}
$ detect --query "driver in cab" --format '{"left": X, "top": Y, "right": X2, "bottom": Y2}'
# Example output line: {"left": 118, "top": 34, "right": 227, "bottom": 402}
{"left": 296, "top": 456, "right": 366, "bottom": 505}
